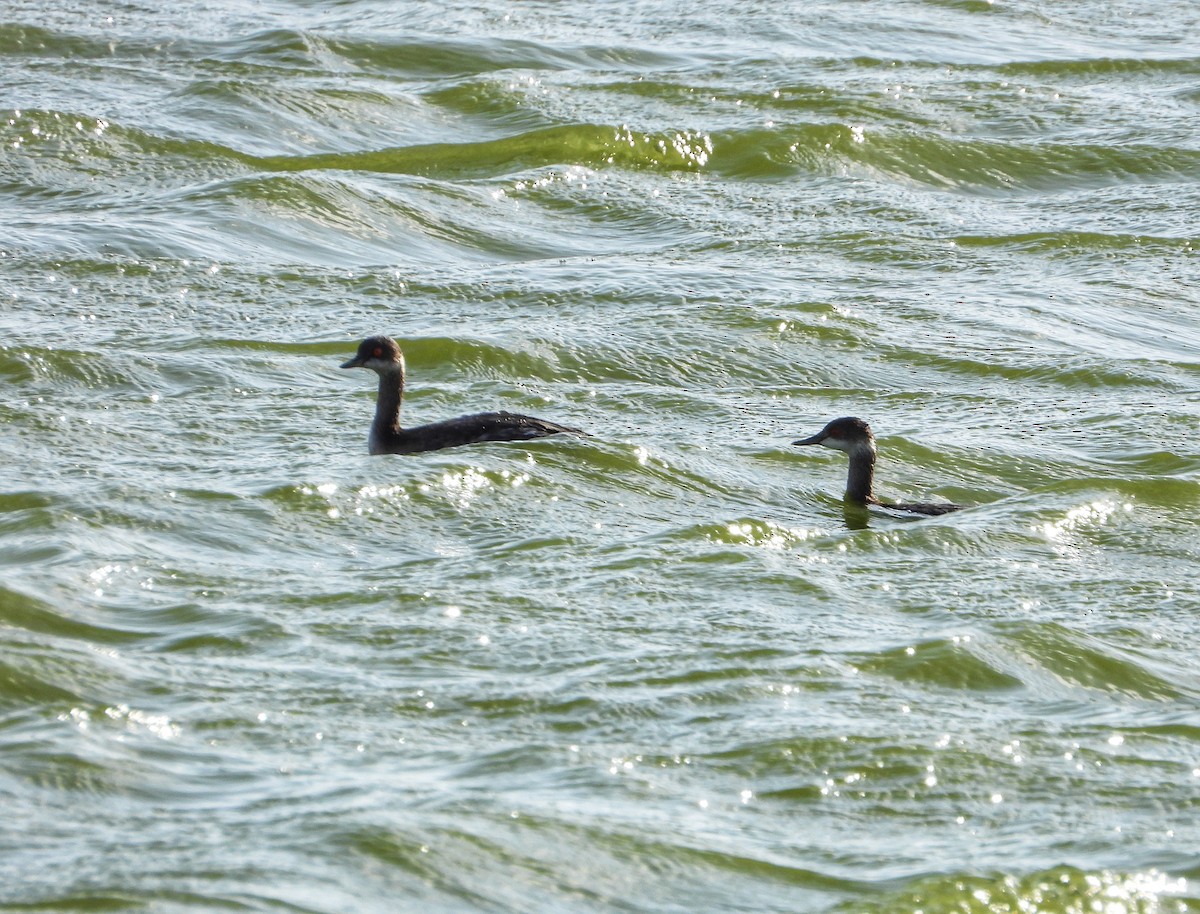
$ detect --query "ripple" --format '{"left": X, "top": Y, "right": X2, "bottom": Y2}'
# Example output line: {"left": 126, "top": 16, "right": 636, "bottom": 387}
{"left": 999, "top": 622, "right": 1190, "bottom": 701}
{"left": 842, "top": 866, "right": 1191, "bottom": 914}
{"left": 853, "top": 637, "right": 1025, "bottom": 692}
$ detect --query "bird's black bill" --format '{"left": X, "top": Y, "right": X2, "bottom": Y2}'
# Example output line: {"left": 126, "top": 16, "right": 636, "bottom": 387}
{"left": 793, "top": 433, "right": 825, "bottom": 446}
{"left": 340, "top": 356, "right": 364, "bottom": 369}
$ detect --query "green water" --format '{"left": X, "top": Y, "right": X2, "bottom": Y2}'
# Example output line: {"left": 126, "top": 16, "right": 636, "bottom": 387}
{"left": 2, "top": 1, "right": 1199, "bottom": 911}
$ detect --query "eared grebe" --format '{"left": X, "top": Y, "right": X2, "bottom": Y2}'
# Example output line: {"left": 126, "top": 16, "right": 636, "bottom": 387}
{"left": 340, "top": 335, "right": 585, "bottom": 455}
{"left": 793, "top": 417, "right": 963, "bottom": 516}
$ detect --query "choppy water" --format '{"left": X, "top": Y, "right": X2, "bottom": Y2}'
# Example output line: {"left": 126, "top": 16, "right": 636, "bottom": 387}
{"left": 3, "top": 0, "right": 1200, "bottom": 911}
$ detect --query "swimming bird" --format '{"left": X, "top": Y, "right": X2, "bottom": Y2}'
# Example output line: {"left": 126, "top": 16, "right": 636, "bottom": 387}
{"left": 340, "top": 335, "right": 585, "bottom": 455}
{"left": 793, "top": 417, "right": 963, "bottom": 515}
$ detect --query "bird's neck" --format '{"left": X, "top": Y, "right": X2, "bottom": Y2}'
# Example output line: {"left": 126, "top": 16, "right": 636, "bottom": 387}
{"left": 372, "top": 364, "right": 405, "bottom": 436}
{"left": 845, "top": 441, "right": 877, "bottom": 505}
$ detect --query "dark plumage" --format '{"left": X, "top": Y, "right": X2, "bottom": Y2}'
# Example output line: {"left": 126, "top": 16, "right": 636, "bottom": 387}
{"left": 793, "top": 416, "right": 963, "bottom": 516}
{"left": 340, "top": 335, "right": 585, "bottom": 455}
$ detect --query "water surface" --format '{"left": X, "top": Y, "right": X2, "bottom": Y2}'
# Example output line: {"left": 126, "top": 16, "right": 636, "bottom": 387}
{"left": 2, "top": 0, "right": 1199, "bottom": 911}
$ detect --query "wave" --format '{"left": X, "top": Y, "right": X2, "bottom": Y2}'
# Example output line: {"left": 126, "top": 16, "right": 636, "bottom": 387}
{"left": 840, "top": 867, "right": 1192, "bottom": 914}
{"left": 9, "top": 100, "right": 1198, "bottom": 195}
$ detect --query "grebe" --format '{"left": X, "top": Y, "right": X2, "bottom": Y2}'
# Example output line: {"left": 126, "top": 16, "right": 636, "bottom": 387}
{"left": 340, "top": 335, "right": 585, "bottom": 455}
{"left": 793, "top": 417, "right": 963, "bottom": 516}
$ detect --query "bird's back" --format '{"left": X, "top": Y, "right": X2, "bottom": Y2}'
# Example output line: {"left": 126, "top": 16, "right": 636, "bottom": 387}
{"left": 380, "top": 411, "right": 585, "bottom": 454}
{"left": 887, "top": 500, "right": 963, "bottom": 516}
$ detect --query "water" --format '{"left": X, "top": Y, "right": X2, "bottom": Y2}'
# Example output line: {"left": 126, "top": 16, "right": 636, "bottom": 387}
{"left": 2, "top": 0, "right": 1199, "bottom": 910}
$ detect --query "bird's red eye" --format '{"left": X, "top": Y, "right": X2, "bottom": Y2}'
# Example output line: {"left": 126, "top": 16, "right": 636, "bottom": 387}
{"left": 828, "top": 428, "right": 842, "bottom": 438}
{"left": 373, "top": 347, "right": 383, "bottom": 357}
